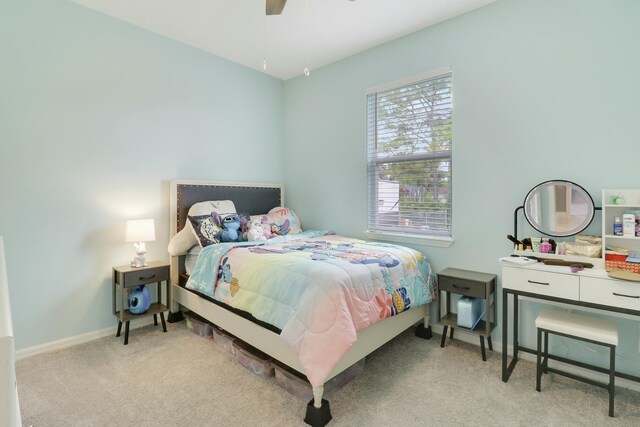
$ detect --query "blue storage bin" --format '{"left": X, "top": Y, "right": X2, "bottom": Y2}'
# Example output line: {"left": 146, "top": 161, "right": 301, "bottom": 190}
{"left": 457, "top": 296, "right": 483, "bottom": 329}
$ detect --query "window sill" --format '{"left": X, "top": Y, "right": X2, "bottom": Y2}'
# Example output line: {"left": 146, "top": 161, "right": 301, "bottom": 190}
{"left": 364, "top": 230, "right": 454, "bottom": 248}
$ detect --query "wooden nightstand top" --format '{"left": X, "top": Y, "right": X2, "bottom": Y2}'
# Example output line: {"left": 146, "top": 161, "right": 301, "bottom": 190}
{"left": 112, "top": 260, "right": 169, "bottom": 274}
{"left": 438, "top": 267, "right": 496, "bottom": 283}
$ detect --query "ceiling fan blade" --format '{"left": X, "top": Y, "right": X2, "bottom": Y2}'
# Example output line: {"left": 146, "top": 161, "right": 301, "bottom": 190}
{"left": 266, "top": 0, "right": 287, "bottom": 15}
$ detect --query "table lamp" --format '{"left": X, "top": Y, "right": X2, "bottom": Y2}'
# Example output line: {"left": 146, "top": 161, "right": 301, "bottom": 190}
{"left": 126, "top": 219, "right": 155, "bottom": 267}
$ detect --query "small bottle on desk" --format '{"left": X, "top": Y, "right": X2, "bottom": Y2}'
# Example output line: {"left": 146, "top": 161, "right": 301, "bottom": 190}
{"left": 540, "top": 238, "right": 552, "bottom": 254}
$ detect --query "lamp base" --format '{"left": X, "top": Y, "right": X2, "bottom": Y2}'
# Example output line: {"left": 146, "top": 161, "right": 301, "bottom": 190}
{"left": 131, "top": 247, "right": 147, "bottom": 267}
{"left": 131, "top": 242, "right": 147, "bottom": 267}
{"left": 131, "top": 260, "right": 148, "bottom": 268}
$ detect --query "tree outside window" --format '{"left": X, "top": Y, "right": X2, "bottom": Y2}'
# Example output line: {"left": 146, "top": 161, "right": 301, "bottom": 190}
{"left": 367, "top": 71, "right": 452, "bottom": 237}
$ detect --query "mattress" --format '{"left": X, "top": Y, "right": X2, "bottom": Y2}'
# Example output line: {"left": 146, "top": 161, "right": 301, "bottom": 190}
{"left": 184, "top": 246, "right": 201, "bottom": 275}
{"left": 186, "top": 230, "right": 436, "bottom": 389}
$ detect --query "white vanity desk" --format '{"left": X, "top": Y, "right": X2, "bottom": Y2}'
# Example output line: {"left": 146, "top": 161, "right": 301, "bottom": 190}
{"left": 501, "top": 259, "right": 640, "bottom": 384}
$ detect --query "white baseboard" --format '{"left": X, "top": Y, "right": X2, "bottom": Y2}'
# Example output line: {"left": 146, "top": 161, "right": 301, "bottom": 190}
{"left": 430, "top": 323, "right": 640, "bottom": 394}
{"left": 16, "top": 317, "right": 155, "bottom": 360}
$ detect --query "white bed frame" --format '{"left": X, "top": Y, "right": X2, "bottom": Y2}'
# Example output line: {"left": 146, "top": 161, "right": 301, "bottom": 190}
{"left": 168, "top": 180, "right": 431, "bottom": 422}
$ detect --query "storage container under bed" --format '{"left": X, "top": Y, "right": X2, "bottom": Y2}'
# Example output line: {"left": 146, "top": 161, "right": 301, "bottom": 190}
{"left": 212, "top": 326, "right": 237, "bottom": 355}
{"left": 233, "top": 340, "right": 274, "bottom": 379}
{"left": 274, "top": 359, "right": 365, "bottom": 400}
{"left": 184, "top": 311, "right": 214, "bottom": 339}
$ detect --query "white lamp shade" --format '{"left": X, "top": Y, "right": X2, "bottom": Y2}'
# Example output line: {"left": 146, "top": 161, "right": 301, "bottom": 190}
{"left": 126, "top": 219, "right": 156, "bottom": 243}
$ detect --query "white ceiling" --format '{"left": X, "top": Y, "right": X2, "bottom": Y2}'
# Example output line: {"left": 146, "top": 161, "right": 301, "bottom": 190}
{"left": 70, "top": 0, "right": 496, "bottom": 80}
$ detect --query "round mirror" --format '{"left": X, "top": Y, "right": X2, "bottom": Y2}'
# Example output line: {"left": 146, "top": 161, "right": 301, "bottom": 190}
{"left": 523, "top": 180, "right": 595, "bottom": 237}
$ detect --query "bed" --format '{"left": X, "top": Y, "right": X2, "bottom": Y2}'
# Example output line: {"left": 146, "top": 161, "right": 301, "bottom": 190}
{"left": 168, "top": 180, "right": 436, "bottom": 426}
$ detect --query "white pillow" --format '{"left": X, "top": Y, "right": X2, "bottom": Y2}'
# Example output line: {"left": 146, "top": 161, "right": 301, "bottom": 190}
{"left": 168, "top": 227, "right": 195, "bottom": 256}
{"left": 167, "top": 200, "right": 236, "bottom": 255}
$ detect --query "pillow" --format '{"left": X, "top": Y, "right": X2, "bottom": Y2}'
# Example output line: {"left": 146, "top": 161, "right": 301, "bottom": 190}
{"left": 167, "top": 200, "right": 236, "bottom": 254}
{"left": 168, "top": 227, "right": 195, "bottom": 256}
{"left": 256, "top": 207, "right": 302, "bottom": 238}
{"left": 188, "top": 214, "right": 221, "bottom": 247}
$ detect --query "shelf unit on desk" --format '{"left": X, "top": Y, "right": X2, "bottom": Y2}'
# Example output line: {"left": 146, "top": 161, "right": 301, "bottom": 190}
{"left": 112, "top": 261, "right": 169, "bottom": 345}
{"left": 437, "top": 268, "right": 497, "bottom": 361}
{"left": 602, "top": 189, "right": 640, "bottom": 272}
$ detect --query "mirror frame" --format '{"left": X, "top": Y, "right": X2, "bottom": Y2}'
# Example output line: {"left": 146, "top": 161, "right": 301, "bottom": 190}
{"left": 522, "top": 179, "right": 595, "bottom": 237}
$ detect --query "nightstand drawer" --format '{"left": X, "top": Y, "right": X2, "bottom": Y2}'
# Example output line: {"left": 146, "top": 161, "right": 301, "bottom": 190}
{"left": 581, "top": 277, "right": 640, "bottom": 311}
{"left": 123, "top": 266, "right": 169, "bottom": 287}
{"left": 502, "top": 266, "right": 579, "bottom": 300}
{"left": 438, "top": 276, "right": 487, "bottom": 298}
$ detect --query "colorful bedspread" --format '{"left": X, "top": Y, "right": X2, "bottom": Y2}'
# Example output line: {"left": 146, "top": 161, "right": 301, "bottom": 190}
{"left": 186, "top": 231, "right": 436, "bottom": 389}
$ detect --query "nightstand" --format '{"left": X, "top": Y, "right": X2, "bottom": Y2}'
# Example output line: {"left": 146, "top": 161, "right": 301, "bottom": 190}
{"left": 437, "top": 268, "right": 497, "bottom": 361}
{"left": 112, "top": 261, "right": 169, "bottom": 345}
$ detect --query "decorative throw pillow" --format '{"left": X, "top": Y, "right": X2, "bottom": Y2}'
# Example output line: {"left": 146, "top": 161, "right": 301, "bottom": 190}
{"left": 188, "top": 214, "right": 221, "bottom": 247}
{"left": 256, "top": 207, "right": 303, "bottom": 238}
{"left": 167, "top": 200, "right": 237, "bottom": 254}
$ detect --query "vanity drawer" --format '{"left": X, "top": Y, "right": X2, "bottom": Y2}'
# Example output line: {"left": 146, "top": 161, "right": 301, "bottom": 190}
{"left": 580, "top": 277, "right": 640, "bottom": 311}
{"left": 438, "top": 275, "right": 488, "bottom": 298}
{"left": 502, "top": 266, "right": 579, "bottom": 300}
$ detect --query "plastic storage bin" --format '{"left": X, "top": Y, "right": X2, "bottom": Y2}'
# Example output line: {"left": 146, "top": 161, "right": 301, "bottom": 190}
{"left": 605, "top": 260, "right": 640, "bottom": 274}
{"left": 274, "top": 359, "right": 365, "bottom": 400}
{"left": 457, "top": 296, "right": 483, "bottom": 329}
{"left": 232, "top": 340, "right": 274, "bottom": 379}
{"left": 184, "top": 311, "right": 213, "bottom": 339}
{"left": 212, "top": 326, "right": 237, "bottom": 355}
{"left": 605, "top": 252, "right": 640, "bottom": 274}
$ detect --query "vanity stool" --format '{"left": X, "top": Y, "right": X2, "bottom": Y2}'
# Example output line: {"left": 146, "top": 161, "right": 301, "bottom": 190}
{"left": 535, "top": 309, "right": 618, "bottom": 417}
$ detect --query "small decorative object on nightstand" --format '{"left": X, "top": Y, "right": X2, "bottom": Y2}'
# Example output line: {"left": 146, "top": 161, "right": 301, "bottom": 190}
{"left": 126, "top": 219, "right": 155, "bottom": 267}
{"left": 112, "top": 261, "right": 169, "bottom": 345}
{"left": 437, "top": 268, "right": 497, "bottom": 361}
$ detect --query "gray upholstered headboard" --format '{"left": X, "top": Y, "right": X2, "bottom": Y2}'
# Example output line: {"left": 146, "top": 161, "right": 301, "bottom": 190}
{"left": 172, "top": 180, "right": 283, "bottom": 234}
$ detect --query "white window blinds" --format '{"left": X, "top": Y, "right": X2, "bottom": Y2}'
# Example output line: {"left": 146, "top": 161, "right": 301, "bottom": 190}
{"left": 367, "top": 70, "right": 452, "bottom": 238}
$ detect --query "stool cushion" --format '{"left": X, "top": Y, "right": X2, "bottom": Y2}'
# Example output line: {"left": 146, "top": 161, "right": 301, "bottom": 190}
{"left": 535, "top": 309, "right": 618, "bottom": 346}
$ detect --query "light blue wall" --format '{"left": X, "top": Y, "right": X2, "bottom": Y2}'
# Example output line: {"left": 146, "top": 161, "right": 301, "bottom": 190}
{"left": 283, "top": 0, "right": 640, "bottom": 374}
{"left": 0, "top": 0, "right": 284, "bottom": 350}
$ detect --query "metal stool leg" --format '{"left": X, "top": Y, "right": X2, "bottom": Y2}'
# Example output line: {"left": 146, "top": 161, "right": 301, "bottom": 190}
{"left": 543, "top": 330, "right": 549, "bottom": 373}
{"left": 536, "top": 328, "right": 542, "bottom": 392}
{"left": 487, "top": 335, "right": 493, "bottom": 351}
{"left": 609, "top": 345, "right": 615, "bottom": 417}
{"left": 116, "top": 321, "right": 122, "bottom": 337}
{"left": 480, "top": 336, "right": 487, "bottom": 361}
{"left": 449, "top": 327, "right": 454, "bottom": 339}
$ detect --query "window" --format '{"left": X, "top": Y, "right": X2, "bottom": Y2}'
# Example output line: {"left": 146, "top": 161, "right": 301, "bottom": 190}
{"left": 366, "top": 69, "right": 453, "bottom": 242}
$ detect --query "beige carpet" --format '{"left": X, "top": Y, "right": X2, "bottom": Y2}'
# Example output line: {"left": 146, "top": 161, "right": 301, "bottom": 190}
{"left": 16, "top": 321, "right": 640, "bottom": 426}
